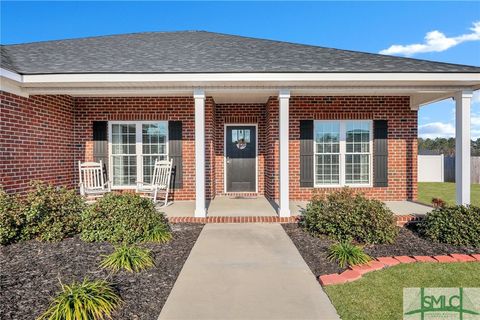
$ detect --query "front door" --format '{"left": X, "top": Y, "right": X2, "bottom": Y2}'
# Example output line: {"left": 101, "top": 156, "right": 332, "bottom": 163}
{"left": 225, "top": 125, "right": 257, "bottom": 192}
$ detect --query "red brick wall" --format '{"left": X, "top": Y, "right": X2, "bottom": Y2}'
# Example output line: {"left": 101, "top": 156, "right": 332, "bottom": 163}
{"left": 265, "top": 97, "right": 280, "bottom": 199}
{"left": 73, "top": 96, "right": 197, "bottom": 200}
{"left": 282, "top": 96, "right": 418, "bottom": 201}
{"left": 205, "top": 97, "right": 216, "bottom": 199}
{"left": 1, "top": 92, "right": 417, "bottom": 202}
{"left": 214, "top": 104, "right": 266, "bottom": 195}
{"left": 0, "top": 91, "right": 75, "bottom": 193}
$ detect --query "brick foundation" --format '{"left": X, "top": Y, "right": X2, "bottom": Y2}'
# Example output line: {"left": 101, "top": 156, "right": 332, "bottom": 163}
{"left": 1, "top": 92, "right": 418, "bottom": 202}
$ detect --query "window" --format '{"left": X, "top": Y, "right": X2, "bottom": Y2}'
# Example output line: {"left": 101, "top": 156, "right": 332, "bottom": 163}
{"left": 345, "top": 121, "right": 370, "bottom": 184}
{"left": 314, "top": 120, "right": 372, "bottom": 187}
{"left": 109, "top": 121, "right": 168, "bottom": 188}
{"left": 314, "top": 121, "right": 340, "bottom": 185}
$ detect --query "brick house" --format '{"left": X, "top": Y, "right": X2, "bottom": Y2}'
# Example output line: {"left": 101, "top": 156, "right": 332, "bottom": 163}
{"left": 1, "top": 31, "right": 479, "bottom": 217}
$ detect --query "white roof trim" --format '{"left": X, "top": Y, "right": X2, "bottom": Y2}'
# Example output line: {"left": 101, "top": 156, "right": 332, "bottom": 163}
{"left": 2, "top": 68, "right": 478, "bottom": 105}
{"left": 20, "top": 72, "right": 480, "bottom": 84}
{"left": 0, "top": 68, "right": 23, "bottom": 83}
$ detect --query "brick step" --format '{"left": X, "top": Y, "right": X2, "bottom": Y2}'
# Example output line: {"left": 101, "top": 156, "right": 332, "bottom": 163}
{"left": 168, "top": 216, "right": 299, "bottom": 223}
{"left": 168, "top": 214, "right": 421, "bottom": 225}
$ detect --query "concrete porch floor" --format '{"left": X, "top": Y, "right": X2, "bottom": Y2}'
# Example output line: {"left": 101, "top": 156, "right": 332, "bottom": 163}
{"left": 160, "top": 196, "right": 433, "bottom": 217}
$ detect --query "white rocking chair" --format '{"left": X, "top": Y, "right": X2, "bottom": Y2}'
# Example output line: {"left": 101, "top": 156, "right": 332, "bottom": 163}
{"left": 136, "top": 159, "right": 173, "bottom": 206}
{"left": 78, "top": 160, "right": 111, "bottom": 199}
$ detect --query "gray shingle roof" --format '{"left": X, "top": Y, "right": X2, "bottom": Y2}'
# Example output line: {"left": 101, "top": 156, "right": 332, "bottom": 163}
{"left": 1, "top": 31, "right": 479, "bottom": 75}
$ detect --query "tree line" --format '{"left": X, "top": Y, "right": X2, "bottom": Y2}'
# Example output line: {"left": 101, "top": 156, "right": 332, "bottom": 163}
{"left": 418, "top": 137, "right": 480, "bottom": 156}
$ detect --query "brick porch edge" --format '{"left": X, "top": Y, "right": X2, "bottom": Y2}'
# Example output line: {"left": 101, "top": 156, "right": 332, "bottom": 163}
{"left": 168, "top": 214, "right": 420, "bottom": 225}
{"left": 319, "top": 254, "right": 480, "bottom": 286}
{"left": 167, "top": 216, "right": 300, "bottom": 223}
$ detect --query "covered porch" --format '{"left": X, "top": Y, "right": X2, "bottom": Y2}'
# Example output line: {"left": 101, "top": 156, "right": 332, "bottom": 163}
{"left": 1, "top": 70, "right": 477, "bottom": 215}
{"left": 189, "top": 87, "right": 474, "bottom": 218}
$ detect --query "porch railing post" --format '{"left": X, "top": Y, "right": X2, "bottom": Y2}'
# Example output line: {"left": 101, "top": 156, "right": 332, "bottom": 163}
{"left": 194, "top": 88, "right": 207, "bottom": 217}
{"left": 278, "top": 89, "right": 291, "bottom": 217}
{"left": 454, "top": 90, "right": 472, "bottom": 205}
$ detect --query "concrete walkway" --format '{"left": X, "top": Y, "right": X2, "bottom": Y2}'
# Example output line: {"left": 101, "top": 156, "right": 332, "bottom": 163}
{"left": 159, "top": 224, "right": 339, "bottom": 320}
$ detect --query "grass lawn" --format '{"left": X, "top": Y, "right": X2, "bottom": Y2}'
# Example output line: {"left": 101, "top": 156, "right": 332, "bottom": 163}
{"left": 324, "top": 262, "right": 480, "bottom": 320}
{"left": 417, "top": 182, "right": 480, "bottom": 206}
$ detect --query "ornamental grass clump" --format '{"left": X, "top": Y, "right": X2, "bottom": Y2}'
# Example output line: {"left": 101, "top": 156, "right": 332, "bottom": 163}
{"left": 327, "top": 241, "right": 371, "bottom": 268}
{"left": 80, "top": 193, "right": 172, "bottom": 244}
{"left": 302, "top": 188, "right": 398, "bottom": 244}
{"left": 100, "top": 245, "right": 154, "bottom": 273}
{"left": 38, "top": 278, "right": 121, "bottom": 320}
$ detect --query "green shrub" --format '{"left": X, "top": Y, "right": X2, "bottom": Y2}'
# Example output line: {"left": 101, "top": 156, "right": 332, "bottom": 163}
{"left": 100, "top": 245, "right": 154, "bottom": 272}
{"left": 24, "top": 181, "right": 86, "bottom": 241}
{"left": 327, "top": 241, "right": 371, "bottom": 268}
{"left": 80, "top": 193, "right": 171, "bottom": 244}
{"left": 302, "top": 188, "right": 398, "bottom": 244}
{"left": 0, "top": 189, "right": 26, "bottom": 245}
{"left": 38, "top": 278, "right": 121, "bottom": 320}
{"left": 420, "top": 205, "right": 480, "bottom": 247}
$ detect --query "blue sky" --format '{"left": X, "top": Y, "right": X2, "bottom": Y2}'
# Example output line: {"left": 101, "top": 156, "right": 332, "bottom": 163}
{"left": 1, "top": 1, "right": 480, "bottom": 138}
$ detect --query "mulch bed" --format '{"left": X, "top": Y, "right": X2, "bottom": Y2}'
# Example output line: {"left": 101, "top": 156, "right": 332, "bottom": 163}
{"left": 0, "top": 223, "right": 203, "bottom": 320}
{"left": 283, "top": 223, "right": 480, "bottom": 277}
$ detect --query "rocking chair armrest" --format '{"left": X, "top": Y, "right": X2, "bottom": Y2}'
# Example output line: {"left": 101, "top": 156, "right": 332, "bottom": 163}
{"left": 103, "top": 180, "right": 112, "bottom": 191}
{"left": 137, "top": 181, "right": 158, "bottom": 191}
{"left": 136, "top": 181, "right": 152, "bottom": 187}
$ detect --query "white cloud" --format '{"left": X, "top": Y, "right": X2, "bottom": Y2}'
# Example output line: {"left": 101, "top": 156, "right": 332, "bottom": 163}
{"left": 419, "top": 122, "right": 455, "bottom": 139}
{"left": 419, "top": 119, "right": 480, "bottom": 140}
{"left": 380, "top": 21, "right": 480, "bottom": 56}
{"left": 473, "top": 90, "right": 480, "bottom": 104}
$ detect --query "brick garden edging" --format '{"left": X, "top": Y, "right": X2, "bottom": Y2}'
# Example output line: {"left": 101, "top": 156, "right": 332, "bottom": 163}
{"left": 169, "top": 214, "right": 419, "bottom": 225}
{"left": 319, "top": 254, "right": 480, "bottom": 286}
{"left": 168, "top": 216, "right": 299, "bottom": 224}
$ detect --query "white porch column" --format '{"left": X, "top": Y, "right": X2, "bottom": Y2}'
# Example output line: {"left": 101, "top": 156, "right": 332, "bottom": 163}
{"left": 454, "top": 90, "right": 473, "bottom": 205}
{"left": 194, "top": 88, "right": 207, "bottom": 217}
{"left": 278, "top": 89, "right": 290, "bottom": 217}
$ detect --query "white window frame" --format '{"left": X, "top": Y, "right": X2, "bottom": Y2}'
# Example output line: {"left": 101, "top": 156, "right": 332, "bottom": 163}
{"left": 108, "top": 121, "right": 169, "bottom": 189}
{"left": 314, "top": 120, "right": 373, "bottom": 188}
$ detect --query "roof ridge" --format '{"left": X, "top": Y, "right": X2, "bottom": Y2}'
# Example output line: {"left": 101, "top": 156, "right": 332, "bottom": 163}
{"left": 0, "top": 30, "right": 203, "bottom": 46}
{"left": 201, "top": 31, "right": 480, "bottom": 69}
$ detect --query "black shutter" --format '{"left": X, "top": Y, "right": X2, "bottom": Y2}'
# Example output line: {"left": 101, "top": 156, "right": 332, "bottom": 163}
{"left": 300, "top": 120, "right": 314, "bottom": 187}
{"left": 374, "top": 120, "right": 388, "bottom": 187}
{"left": 168, "top": 121, "right": 183, "bottom": 189}
{"left": 92, "top": 121, "right": 108, "bottom": 167}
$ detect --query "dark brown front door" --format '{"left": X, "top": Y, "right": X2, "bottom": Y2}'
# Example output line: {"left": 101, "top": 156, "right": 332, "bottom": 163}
{"left": 225, "top": 125, "right": 256, "bottom": 192}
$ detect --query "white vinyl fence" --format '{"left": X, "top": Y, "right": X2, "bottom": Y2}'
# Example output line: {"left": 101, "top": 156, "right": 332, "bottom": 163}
{"left": 418, "top": 155, "right": 480, "bottom": 183}
{"left": 418, "top": 154, "right": 444, "bottom": 182}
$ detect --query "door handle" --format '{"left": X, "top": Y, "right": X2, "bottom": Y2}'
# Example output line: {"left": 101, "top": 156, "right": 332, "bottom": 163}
{"left": 226, "top": 157, "right": 231, "bottom": 164}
